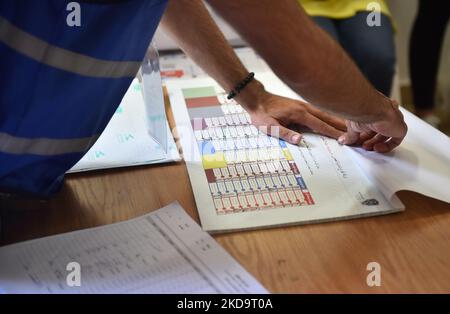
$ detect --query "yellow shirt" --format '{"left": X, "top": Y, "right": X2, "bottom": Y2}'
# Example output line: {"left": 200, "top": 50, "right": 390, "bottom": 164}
{"left": 298, "top": 0, "right": 390, "bottom": 19}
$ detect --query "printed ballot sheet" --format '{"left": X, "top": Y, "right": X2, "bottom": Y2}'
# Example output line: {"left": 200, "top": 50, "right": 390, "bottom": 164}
{"left": 69, "top": 79, "right": 180, "bottom": 173}
{"left": 0, "top": 203, "right": 267, "bottom": 294}
{"left": 166, "top": 73, "right": 405, "bottom": 233}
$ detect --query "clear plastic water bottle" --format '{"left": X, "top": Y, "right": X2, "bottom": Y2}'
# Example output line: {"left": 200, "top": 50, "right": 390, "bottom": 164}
{"left": 140, "top": 41, "right": 168, "bottom": 152}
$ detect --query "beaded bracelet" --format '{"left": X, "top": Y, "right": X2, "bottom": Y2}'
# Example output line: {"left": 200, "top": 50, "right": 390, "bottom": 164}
{"left": 227, "top": 72, "right": 255, "bottom": 100}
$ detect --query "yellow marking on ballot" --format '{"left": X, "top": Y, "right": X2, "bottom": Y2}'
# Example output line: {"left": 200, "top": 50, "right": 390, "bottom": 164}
{"left": 202, "top": 152, "right": 227, "bottom": 169}
{"left": 282, "top": 148, "right": 293, "bottom": 160}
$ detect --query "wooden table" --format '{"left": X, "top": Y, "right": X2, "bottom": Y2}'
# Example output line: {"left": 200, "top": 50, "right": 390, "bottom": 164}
{"left": 1, "top": 94, "right": 449, "bottom": 293}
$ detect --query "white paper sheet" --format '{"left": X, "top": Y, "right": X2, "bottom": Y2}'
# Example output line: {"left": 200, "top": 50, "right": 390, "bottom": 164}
{"left": 166, "top": 75, "right": 404, "bottom": 232}
{"left": 69, "top": 79, "right": 180, "bottom": 173}
{"left": 0, "top": 202, "right": 268, "bottom": 294}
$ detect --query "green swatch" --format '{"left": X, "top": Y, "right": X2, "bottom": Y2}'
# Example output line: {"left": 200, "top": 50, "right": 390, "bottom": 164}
{"left": 182, "top": 86, "right": 216, "bottom": 99}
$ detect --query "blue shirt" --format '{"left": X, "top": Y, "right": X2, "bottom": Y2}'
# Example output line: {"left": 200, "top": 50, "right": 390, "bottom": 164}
{"left": 0, "top": 0, "right": 168, "bottom": 198}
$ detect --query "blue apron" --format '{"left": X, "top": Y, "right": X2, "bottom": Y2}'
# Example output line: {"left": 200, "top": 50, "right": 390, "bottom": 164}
{"left": 0, "top": 0, "right": 168, "bottom": 198}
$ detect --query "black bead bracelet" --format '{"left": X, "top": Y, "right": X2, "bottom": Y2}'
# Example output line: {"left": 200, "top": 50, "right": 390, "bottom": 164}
{"left": 227, "top": 72, "right": 255, "bottom": 100}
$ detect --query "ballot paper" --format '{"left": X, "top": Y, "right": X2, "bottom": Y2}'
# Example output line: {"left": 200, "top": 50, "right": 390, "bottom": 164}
{"left": 166, "top": 74, "right": 405, "bottom": 233}
{"left": 0, "top": 202, "right": 267, "bottom": 294}
{"left": 69, "top": 79, "right": 180, "bottom": 173}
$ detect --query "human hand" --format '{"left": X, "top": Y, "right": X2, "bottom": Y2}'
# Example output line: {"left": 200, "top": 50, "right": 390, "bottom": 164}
{"left": 338, "top": 99, "right": 408, "bottom": 153}
{"left": 244, "top": 92, "right": 347, "bottom": 144}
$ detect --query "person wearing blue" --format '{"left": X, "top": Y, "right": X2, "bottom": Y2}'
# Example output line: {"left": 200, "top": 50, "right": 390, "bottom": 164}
{"left": 0, "top": 0, "right": 407, "bottom": 199}
{"left": 0, "top": 0, "right": 168, "bottom": 198}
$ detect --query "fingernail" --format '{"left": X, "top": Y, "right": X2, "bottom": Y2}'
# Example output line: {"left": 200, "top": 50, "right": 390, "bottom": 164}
{"left": 338, "top": 135, "right": 345, "bottom": 144}
{"left": 291, "top": 134, "right": 301, "bottom": 144}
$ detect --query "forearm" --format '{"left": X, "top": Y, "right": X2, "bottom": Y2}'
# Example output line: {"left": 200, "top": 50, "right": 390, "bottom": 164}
{"left": 207, "top": 0, "right": 392, "bottom": 123}
{"left": 160, "top": 0, "right": 265, "bottom": 109}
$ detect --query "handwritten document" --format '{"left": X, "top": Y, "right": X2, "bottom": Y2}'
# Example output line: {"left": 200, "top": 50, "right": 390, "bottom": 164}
{"left": 0, "top": 203, "right": 267, "bottom": 294}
